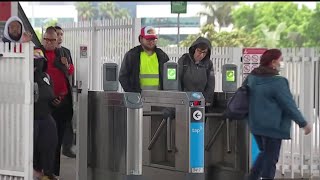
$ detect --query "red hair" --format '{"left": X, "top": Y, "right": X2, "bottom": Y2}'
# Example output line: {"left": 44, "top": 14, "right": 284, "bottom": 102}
{"left": 260, "top": 49, "right": 282, "bottom": 67}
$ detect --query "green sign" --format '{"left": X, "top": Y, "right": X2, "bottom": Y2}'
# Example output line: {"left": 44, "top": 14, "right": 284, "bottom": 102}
{"left": 171, "top": 1, "right": 187, "bottom": 14}
{"left": 226, "top": 70, "right": 235, "bottom": 82}
{"left": 167, "top": 68, "right": 177, "bottom": 80}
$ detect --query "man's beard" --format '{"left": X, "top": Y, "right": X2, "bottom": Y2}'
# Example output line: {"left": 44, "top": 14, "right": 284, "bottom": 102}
{"left": 9, "top": 33, "right": 21, "bottom": 41}
{"left": 141, "top": 44, "right": 155, "bottom": 51}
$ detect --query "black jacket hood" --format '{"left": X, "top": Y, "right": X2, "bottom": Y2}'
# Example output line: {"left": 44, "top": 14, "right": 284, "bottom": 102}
{"left": 188, "top": 37, "right": 212, "bottom": 61}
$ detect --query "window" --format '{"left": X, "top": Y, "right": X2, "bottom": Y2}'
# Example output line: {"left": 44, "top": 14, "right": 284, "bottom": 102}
{"left": 141, "top": 17, "right": 200, "bottom": 28}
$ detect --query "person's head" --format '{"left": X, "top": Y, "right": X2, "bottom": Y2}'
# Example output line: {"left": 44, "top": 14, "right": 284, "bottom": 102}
{"left": 139, "top": 26, "right": 158, "bottom": 51}
{"left": 260, "top": 49, "right": 283, "bottom": 71}
{"left": 54, "top": 25, "right": 64, "bottom": 46}
{"left": 3, "top": 16, "right": 25, "bottom": 42}
{"left": 42, "top": 26, "right": 58, "bottom": 51}
{"left": 189, "top": 37, "right": 212, "bottom": 62}
{"left": 193, "top": 43, "right": 209, "bottom": 62}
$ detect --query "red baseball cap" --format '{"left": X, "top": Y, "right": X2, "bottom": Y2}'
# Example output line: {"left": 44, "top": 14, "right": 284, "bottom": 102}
{"left": 140, "top": 26, "right": 158, "bottom": 40}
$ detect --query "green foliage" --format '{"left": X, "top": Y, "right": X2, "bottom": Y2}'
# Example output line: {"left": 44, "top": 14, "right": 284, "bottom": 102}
{"left": 180, "top": 24, "right": 260, "bottom": 47}
{"left": 198, "top": 2, "right": 238, "bottom": 31}
{"left": 43, "top": 18, "right": 58, "bottom": 29}
{"left": 231, "top": 2, "right": 313, "bottom": 47}
{"left": 75, "top": 2, "right": 131, "bottom": 21}
{"left": 99, "top": 2, "right": 130, "bottom": 19}
{"left": 157, "top": 38, "right": 173, "bottom": 47}
{"left": 303, "top": 3, "right": 320, "bottom": 47}
{"left": 34, "top": 29, "right": 42, "bottom": 40}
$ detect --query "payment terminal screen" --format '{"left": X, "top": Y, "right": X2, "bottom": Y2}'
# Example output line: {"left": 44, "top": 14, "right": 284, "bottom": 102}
{"left": 167, "top": 68, "right": 177, "bottom": 80}
{"left": 226, "top": 70, "right": 235, "bottom": 82}
{"left": 106, "top": 67, "right": 116, "bottom": 81}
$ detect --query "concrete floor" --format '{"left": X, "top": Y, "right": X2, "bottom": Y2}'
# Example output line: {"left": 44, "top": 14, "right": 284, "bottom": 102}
{"left": 58, "top": 156, "right": 320, "bottom": 180}
{"left": 59, "top": 155, "right": 76, "bottom": 180}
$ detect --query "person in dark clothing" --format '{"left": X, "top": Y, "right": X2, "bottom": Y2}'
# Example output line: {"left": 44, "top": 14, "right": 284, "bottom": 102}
{"left": 33, "top": 47, "right": 60, "bottom": 180}
{"left": 178, "top": 37, "right": 215, "bottom": 104}
{"left": 119, "top": 26, "right": 170, "bottom": 93}
{"left": 161, "top": 37, "right": 215, "bottom": 119}
{"left": 54, "top": 25, "right": 76, "bottom": 159}
{"left": 42, "top": 26, "right": 75, "bottom": 178}
{"left": 246, "top": 49, "right": 312, "bottom": 180}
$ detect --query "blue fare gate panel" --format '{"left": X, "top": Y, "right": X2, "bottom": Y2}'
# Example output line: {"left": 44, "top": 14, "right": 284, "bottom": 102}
{"left": 189, "top": 107, "right": 205, "bottom": 173}
{"left": 251, "top": 134, "right": 260, "bottom": 165}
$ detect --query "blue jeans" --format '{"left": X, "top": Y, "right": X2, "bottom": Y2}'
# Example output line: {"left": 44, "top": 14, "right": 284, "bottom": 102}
{"left": 248, "top": 135, "right": 282, "bottom": 180}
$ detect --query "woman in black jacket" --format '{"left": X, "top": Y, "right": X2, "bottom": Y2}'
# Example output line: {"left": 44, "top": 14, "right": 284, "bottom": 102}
{"left": 33, "top": 48, "right": 60, "bottom": 180}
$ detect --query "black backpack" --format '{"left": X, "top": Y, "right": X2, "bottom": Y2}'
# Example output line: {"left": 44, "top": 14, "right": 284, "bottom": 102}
{"left": 224, "top": 76, "right": 250, "bottom": 120}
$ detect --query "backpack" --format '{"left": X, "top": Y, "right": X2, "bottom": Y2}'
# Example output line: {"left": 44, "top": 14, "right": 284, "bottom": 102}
{"left": 224, "top": 77, "right": 250, "bottom": 120}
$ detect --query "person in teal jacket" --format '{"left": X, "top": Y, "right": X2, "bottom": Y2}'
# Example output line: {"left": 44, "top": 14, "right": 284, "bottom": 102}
{"left": 246, "top": 49, "right": 312, "bottom": 180}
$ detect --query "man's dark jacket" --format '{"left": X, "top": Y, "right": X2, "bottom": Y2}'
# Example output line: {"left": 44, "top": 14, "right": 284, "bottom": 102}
{"left": 119, "top": 45, "right": 170, "bottom": 93}
{"left": 39, "top": 45, "right": 74, "bottom": 113}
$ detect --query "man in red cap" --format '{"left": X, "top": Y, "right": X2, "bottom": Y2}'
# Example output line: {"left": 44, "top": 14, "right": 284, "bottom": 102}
{"left": 119, "top": 26, "right": 169, "bottom": 92}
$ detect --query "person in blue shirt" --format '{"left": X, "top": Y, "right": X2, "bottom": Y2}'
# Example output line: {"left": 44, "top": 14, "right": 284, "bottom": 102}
{"left": 246, "top": 49, "right": 312, "bottom": 180}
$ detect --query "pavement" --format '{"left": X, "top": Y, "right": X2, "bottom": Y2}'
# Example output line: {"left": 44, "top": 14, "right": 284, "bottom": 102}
{"left": 58, "top": 156, "right": 320, "bottom": 180}
{"left": 59, "top": 155, "right": 76, "bottom": 180}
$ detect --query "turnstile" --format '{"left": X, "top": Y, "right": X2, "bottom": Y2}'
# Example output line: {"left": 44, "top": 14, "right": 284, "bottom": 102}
{"left": 142, "top": 90, "right": 205, "bottom": 180}
{"left": 205, "top": 92, "right": 250, "bottom": 180}
{"left": 87, "top": 91, "right": 143, "bottom": 180}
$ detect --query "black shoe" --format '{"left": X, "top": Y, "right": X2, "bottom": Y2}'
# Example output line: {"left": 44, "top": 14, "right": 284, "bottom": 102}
{"left": 62, "top": 150, "right": 76, "bottom": 158}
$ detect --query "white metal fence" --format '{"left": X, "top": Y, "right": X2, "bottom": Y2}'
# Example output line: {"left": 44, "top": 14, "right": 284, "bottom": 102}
{"left": 60, "top": 19, "right": 320, "bottom": 178}
{"left": 0, "top": 42, "right": 34, "bottom": 180}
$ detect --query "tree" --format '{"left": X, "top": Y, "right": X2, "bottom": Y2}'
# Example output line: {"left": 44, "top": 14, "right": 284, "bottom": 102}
{"left": 75, "top": 2, "right": 130, "bottom": 21}
{"left": 180, "top": 24, "right": 260, "bottom": 47}
{"left": 198, "top": 2, "right": 238, "bottom": 31}
{"left": 99, "top": 2, "right": 130, "bottom": 19}
{"left": 259, "top": 22, "right": 286, "bottom": 48}
{"left": 304, "top": 3, "right": 320, "bottom": 47}
{"left": 43, "top": 18, "right": 58, "bottom": 29}
{"left": 231, "top": 2, "right": 312, "bottom": 47}
{"left": 157, "top": 38, "right": 173, "bottom": 47}
{"left": 75, "top": 2, "right": 96, "bottom": 21}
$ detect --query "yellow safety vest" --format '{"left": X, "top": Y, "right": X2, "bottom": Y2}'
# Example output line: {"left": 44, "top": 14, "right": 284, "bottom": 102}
{"left": 140, "top": 51, "right": 160, "bottom": 90}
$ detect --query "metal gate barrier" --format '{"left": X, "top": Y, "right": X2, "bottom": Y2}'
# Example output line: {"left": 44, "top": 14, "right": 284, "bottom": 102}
{"left": 142, "top": 90, "right": 205, "bottom": 180}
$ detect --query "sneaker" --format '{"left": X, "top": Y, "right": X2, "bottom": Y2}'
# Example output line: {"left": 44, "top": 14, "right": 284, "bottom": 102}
{"left": 41, "top": 176, "right": 51, "bottom": 180}
{"left": 62, "top": 149, "right": 76, "bottom": 158}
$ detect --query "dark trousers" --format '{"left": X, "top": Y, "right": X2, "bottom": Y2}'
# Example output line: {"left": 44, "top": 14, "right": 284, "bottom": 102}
{"left": 248, "top": 135, "right": 282, "bottom": 180}
{"left": 52, "top": 94, "right": 73, "bottom": 176}
{"left": 33, "top": 115, "right": 58, "bottom": 177}
{"left": 62, "top": 119, "right": 75, "bottom": 151}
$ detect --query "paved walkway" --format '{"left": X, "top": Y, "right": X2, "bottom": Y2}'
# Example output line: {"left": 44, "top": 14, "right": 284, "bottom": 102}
{"left": 59, "top": 155, "right": 76, "bottom": 180}
{"left": 58, "top": 156, "right": 320, "bottom": 180}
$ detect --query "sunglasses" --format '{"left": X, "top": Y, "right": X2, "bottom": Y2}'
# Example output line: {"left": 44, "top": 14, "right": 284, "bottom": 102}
{"left": 44, "top": 38, "right": 57, "bottom": 42}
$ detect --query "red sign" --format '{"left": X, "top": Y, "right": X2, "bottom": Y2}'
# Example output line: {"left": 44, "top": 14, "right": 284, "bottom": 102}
{"left": 242, "top": 48, "right": 268, "bottom": 80}
{"left": 243, "top": 48, "right": 267, "bottom": 55}
{"left": 0, "top": 2, "right": 11, "bottom": 21}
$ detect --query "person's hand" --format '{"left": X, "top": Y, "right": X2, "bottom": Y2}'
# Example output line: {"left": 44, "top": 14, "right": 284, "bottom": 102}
{"left": 61, "top": 57, "right": 69, "bottom": 68}
{"left": 52, "top": 96, "right": 62, "bottom": 107}
{"left": 22, "top": 31, "right": 32, "bottom": 43}
{"left": 303, "top": 122, "right": 312, "bottom": 135}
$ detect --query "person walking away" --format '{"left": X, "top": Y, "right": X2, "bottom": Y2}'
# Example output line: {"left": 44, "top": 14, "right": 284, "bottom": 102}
{"left": 246, "top": 49, "right": 312, "bottom": 180}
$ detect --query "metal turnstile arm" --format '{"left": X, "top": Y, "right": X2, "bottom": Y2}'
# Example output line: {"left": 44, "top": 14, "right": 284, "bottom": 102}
{"left": 148, "top": 118, "right": 168, "bottom": 150}
{"left": 205, "top": 120, "right": 225, "bottom": 151}
{"left": 143, "top": 111, "right": 163, "bottom": 116}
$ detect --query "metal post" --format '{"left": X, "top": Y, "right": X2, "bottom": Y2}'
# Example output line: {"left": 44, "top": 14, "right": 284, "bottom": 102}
{"left": 177, "top": 13, "right": 180, "bottom": 48}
